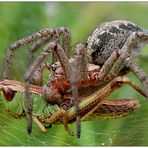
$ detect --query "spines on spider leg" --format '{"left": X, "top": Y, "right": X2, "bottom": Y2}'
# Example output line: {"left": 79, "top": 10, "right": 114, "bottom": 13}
{"left": 108, "top": 48, "right": 148, "bottom": 98}
{"left": 29, "top": 63, "right": 51, "bottom": 86}
{"left": 73, "top": 43, "right": 88, "bottom": 137}
{"left": 75, "top": 43, "right": 89, "bottom": 81}
{"left": 52, "top": 52, "right": 58, "bottom": 64}
{"left": 106, "top": 53, "right": 148, "bottom": 98}
{"left": 24, "top": 42, "right": 57, "bottom": 134}
{"left": 29, "top": 36, "right": 51, "bottom": 65}
{"left": 50, "top": 27, "right": 71, "bottom": 64}
{"left": 105, "top": 32, "right": 148, "bottom": 97}
{"left": 106, "top": 32, "right": 148, "bottom": 79}
{"left": 41, "top": 62, "right": 51, "bottom": 71}
{"left": 56, "top": 27, "right": 71, "bottom": 58}
{"left": 25, "top": 42, "right": 56, "bottom": 82}
{"left": 70, "top": 57, "right": 81, "bottom": 138}
{"left": 55, "top": 43, "right": 71, "bottom": 79}
{"left": 3, "top": 28, "right": 55, "bottom": 79}
{"left": 123, "top": 56, "right": 148, "bottom": 98}
{"left": 106, "top": 32, "right": 141, "bottom": 79}
{"left": 52, "top": 28, "right": 72, "bottom": 79}
{"left": 86, "top": 21, "right": 148, "bottom": 81}
{"left": 95, "top": 51, "right": 119, "bottom": 80}
{"left": 25, "top": 42, "right": 56, "bottom": 93}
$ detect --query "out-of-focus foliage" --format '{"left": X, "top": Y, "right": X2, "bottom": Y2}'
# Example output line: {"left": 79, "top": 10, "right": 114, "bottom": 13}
{"left": 0, "top": 2, "right": 148, "bottom": 146}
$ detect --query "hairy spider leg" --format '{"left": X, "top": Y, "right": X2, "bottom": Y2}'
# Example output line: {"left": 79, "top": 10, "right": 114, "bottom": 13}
{"left": 29, "top": 27, "right": 71, "bottom": 69}
{"left": 71, "top": 57, "right": 81, "bottom": 138}
{"left": 29, "top": 36, "right": 52, "bottom": 64}
{"left": 24, "top": 41, "right": 71, "bottom": 134}
{"left": 29, "top": 27, "right": 71, "bottom": 86}
{"left": 28, "top": 36, "right": 52, "bottom": 86}
{"left": 3, "top": 28, "right": 55, "bottom": 79}
{"left": 75, "top": 44, "right": 89, "bottom": 80}
{"left": 108, "top": 32, "right": 148, "bottom": 96}
{"left": 122, "top": 53, "right": 148, "bottom": 97}
{"left": 3, "top": 27, "right": 71, "bottom": 80}
{"left": 56, "top": 27, "right": 71, "bottom": 59}
{"left": 29, "top": 62, "right": 51, "bottom": 86}
{"left": 94, "top": 32, "right": 148, "bottom": 97}
{"left": 70, "top": 43, "right": 89, "bottom": 138}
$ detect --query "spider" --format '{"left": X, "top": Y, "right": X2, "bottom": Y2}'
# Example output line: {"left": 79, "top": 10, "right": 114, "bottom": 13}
{"left": 2, "top": 20, "right": 148, "bottom": 138}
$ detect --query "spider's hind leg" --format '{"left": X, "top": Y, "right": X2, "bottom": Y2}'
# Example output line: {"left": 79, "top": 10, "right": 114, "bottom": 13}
{"left": 94, "top": 32, "right": 148, "bottom": 97}
{"left": 108, "top": 32, "right": 148, "bottom": 97}
{"left": 121, "top": 53, "right": 148, "bottom": 97}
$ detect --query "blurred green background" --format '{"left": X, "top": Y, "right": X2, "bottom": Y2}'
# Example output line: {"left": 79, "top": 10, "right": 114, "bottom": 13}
{"left": 0, "top": 2, "right": 148, "bottom": 146}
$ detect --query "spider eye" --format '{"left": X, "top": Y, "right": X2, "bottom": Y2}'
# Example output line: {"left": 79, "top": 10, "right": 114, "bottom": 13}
{"left": 51, "top": 64, "right": 57, "bottom": 72}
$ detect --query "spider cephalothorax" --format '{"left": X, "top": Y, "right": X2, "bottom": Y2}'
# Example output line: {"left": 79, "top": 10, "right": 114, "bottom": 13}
{"left": 2, "top": 20, "right": 148, "bottom": 138}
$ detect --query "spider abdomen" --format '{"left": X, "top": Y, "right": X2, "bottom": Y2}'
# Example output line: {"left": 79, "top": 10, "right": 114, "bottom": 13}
{"left": 86, "top": 20, "right": 143, "bottom": 65}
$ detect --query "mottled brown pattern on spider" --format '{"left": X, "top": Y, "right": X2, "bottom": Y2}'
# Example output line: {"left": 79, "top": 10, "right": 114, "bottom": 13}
{"left": 87, "top": 20, "right": 143, "bottom": 65}
{"left": 2, "top": 20, "right": 148, "bottom": 138}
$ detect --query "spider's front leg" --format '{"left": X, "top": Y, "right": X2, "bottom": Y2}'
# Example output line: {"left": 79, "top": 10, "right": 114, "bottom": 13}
{"left": 24, "top": 40, "right": 72, "bottom": 134}
{"left": 28, "top": 36, "right": 52, "bottom": 86}
{"left": 24, "top": 42, "right": 57, "bottom": 134}
{"left": 3, "top": 27, "right": 71, "bottom": 84}
{"left": 3, "top": 28, "right": 56, "bottom": 79}
{"left": 29, "top": 27, "right": 71, "bottom": 86}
